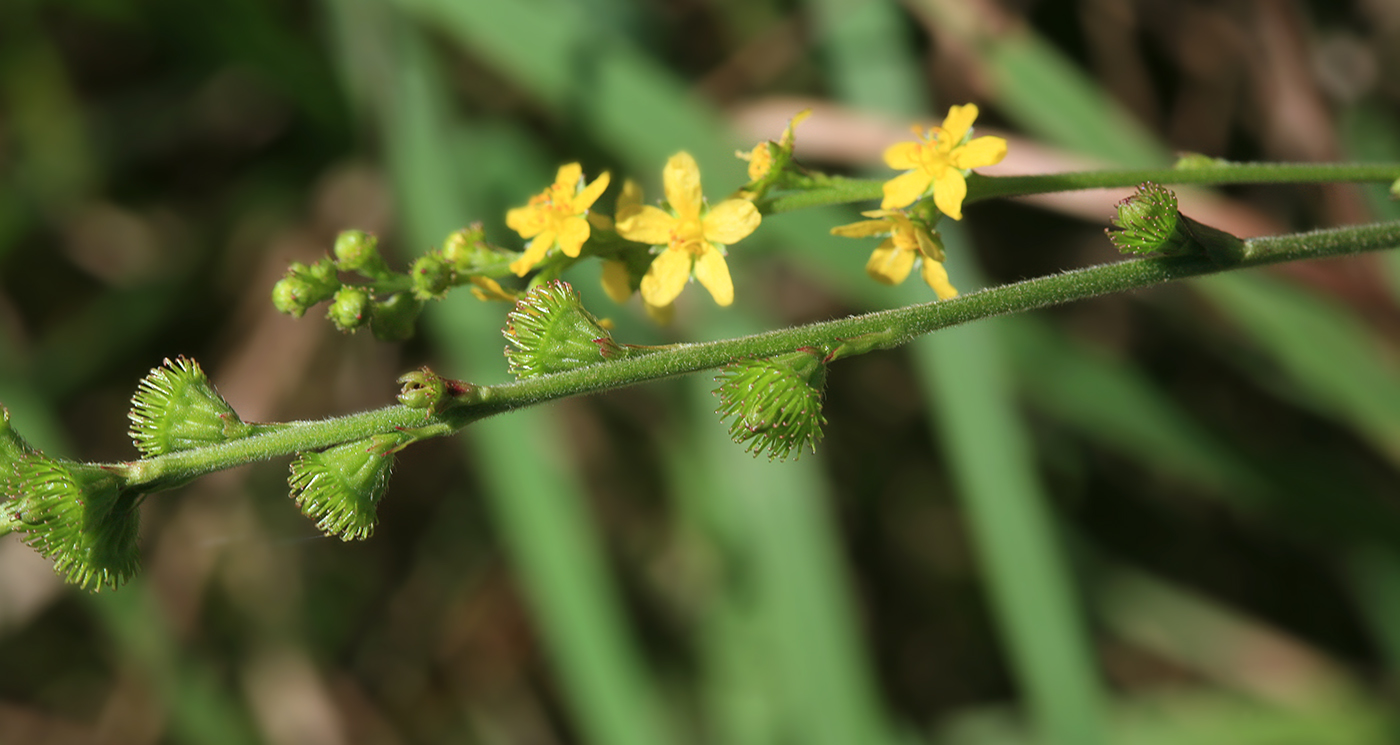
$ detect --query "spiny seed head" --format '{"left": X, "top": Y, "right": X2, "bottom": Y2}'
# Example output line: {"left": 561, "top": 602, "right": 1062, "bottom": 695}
{"left": 504, "top": 280, "right": 623, "bottom": 379}
{"left": 288, "top": 435, "right": 405, "bottom": 541}
{"left": 129, "top": 357, "right": 250, "bottom": 457}
{"left": 1106, "top": 182, "right": 1189, "bottom": 255}
{"left": 713, "top": 351, "right": 827, "bottom": 462}
{"left": 8, "top": 456, "right": 141, "bottom": 591}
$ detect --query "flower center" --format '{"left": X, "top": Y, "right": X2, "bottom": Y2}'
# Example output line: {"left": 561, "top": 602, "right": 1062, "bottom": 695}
{"left": 670, "top": 217, "right": 706, "bottom": 252}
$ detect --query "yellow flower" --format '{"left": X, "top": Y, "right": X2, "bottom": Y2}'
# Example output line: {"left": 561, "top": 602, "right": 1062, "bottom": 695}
{"left": 831, "top": 210, "right": 958, "bottom": 299}
{"left": 881, "top": 104, "right": 1006, "bottom": 220}
{"left": 468, "top": 276, "right": 518, "bottom": 302}
{"left": 616, "top": 152, "right": 760, "bottom": 307}
{"left": 737, "top": 108, "right": 812, "bottom": 182}
{"left": 507, "top": 163, "right": 611, "bottom": 276}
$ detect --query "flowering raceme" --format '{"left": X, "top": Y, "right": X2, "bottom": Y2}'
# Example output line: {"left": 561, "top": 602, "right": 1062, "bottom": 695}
{"left": 616, "top": 152, "right": 760, "bottom": 307}
{"left": 881, "top": 104, "right": 1007, "bottom": 220}
{"left": 508, "top": 163, "right": 611, "bottom": 276}
{"left": 831, "top": 210, "right": 957, "bottom": 299}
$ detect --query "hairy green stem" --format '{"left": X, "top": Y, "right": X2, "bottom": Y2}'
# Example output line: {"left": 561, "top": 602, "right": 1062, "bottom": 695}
{"left": 762, "top": 162, "right": 1400, "bottom": 214}
{"left": 111, "top": 220, "right": 1400, "bottom": 492}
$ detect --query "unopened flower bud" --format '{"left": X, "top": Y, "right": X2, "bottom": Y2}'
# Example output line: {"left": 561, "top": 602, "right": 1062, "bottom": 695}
{"left": 272, "top": 260, "right": 340, "bottom": 317}
{"left": 410, "top": 253, "right": 452, "bottom": 301}
{"left": 442, "top": 224, "right": 489, "bottom": 269}
{"left": 327, "top": 286, "right": 371, "bottom": 332}
{"left": 333, "top": 230, "right": 390, "bottom": 277}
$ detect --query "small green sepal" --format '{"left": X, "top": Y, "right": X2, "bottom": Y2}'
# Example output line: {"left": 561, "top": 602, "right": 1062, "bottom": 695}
{"left": 504, "top": 280, "right": 625, "bottom": 379}
{"left": 370, "top": 292, "right": 424, "bottom": 341}
{"left": 713, "top": 350, "right": 827, "bottom": 462}
{"left": 7, "top": 456, "right": 141, "bottom": 591}
{"left": 129, "top": 357, "right": 252, "bottom": 457}
{"left": 288, "top": 435, "right": 405, "bottom": 541}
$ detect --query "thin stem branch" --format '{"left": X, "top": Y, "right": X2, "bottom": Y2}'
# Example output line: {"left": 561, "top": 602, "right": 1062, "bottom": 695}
{"left": 761, "top": 162, "right": 1400, "bottom": 214}
{"left": 112, "top": 220, "right": 1400, "bottom": 492}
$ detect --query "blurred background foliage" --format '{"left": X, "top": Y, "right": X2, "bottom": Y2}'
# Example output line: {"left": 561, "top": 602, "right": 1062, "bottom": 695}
{"left": 3, "top": 0, "right": 1400, "bottom": 743}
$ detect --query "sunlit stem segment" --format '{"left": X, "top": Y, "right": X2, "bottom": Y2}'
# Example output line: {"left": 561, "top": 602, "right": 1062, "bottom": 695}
{"left": 108, "top": 220, "right": 1400, "bottom": 493}
{"left": 761, "top": 162, "right": 1400, "bottom": 214}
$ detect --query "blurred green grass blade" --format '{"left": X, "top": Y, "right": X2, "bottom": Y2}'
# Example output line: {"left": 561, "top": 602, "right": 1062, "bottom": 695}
{"left": 1196, "top": 272, "right": 1400, "bottom": 461}
{"left": 806, "top": 0, "right": 928, "bottom": 118}
{"left": 810, "top": 3, "right": 1106, "bottom": 741}
{"left": 915, "top": 311, "right": 1107, "bottom": 745}
{"left": 1005, "top": 317, "right": 1261, "bottom": 495}
{"left": 91, "top": 583, "right": 261, "bottom": 745}
{"left": 683, "top": 348, "right": 895, "bottom": 745}
{"left": 980, "top": 32, "right": 1167, "bottom": 167}
{"left": 390, "top": 0, "right": 743, "bottom": 181}
{"left": 1338, "top": 103, "right": 1400, "bottom": 304}
{"left": 325, "top": 7, "right": 674, "bottom": 745}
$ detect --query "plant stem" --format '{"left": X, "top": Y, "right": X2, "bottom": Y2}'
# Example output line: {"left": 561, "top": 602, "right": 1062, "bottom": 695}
{"left": 112, "top": 220, "right": 1400, "bottom": 492}
{"left": 762, "top": 162, "right": 1400, "bottom": 214}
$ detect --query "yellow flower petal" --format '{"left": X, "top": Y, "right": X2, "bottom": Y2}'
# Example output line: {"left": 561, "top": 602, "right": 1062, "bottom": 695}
{"left": 601, "top": 260, "right": 633, "bottom": 303}
{"left": 692, "top": 245, "right": 733, "bottom": 306}
{"left": 920, "top": 259, "right": 958, "bottom": 299}
{"left": 883, "top": 141, "right": 923, "bottom": 170}
{"left": 831, "top": 219, "right": 892, "bottom": 238}
{"left": 506, "top": 205, "right": 545, "bottom": 238}
{"left": 931, "top": 168, "right": 968, "bottom": 220}
{"left": 914, "top": 226, "right": 945, "bottom": 262}
{"left": 745, "top": 142, "right": 773, "bottom": 182}
{"left": 702, "top": 199, "right": 761, "bottom": 245}
{"left": 469, "top": 276, "right": 516, "bottom": 302}
{"left": 616, "top": 178, "right": 643, "bottom": 221}
{"left": 510, "top": 234, "right": 553, "bottom": 276}
{"left": 575, "top": 171, "right": 611, "bottom": 211}
{"left": 865, "top": 242, "right": 916, "bottom": 285}
{"left": 663, "top": 152, "right": 703, "bottom": 219}
{"left": 640, "top": 247, "right": 692, "bottom": 307}
{"left": 780, "top": 108, "right": 812, "bottom": 147}
{"left": 951, "top": 136, "right": 1007, "bottom": 170}
{"left": 556, "top": 216, "right": 590, "bottom": 257}
{"left": 616, "top": 205, "right": 676, "bottom": 245}
{"left": 555, "top": 162, "right": 583, "bottom": 188}
{"left": 881, "top": 170, "right": 931, "bottom": 209}
{"left": 940, "top": 104, "right": 979, "bottom": 145}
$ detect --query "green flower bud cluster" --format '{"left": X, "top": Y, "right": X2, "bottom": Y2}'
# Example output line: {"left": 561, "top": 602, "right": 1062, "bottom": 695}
{"left": 713, "top": 350, "right": 827, "bottom": 462}
{"left": 504, "top": 280, "right": 626, "bottom": 379}
{"left": 272, "top": 227, "right": 519, "bottom": 341}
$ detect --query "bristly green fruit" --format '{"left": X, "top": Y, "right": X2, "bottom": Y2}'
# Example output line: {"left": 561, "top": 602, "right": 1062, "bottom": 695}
{"left": 504, "top": 280, "right": 625, "bottom": 378}
{"left": 8, "top": 455, "right": 141, "bottom": 591}
{"left": 713, "top": 350, "right": 827, "bottom": 462}
{"left": 1105, "top": 182, "right": 1189, "bottom": 255}
{"left": 288, "top": 435, "right": 404, "bottom": 541}
{"left": 129, "top": 357, "right": 252, "bottom": 457}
